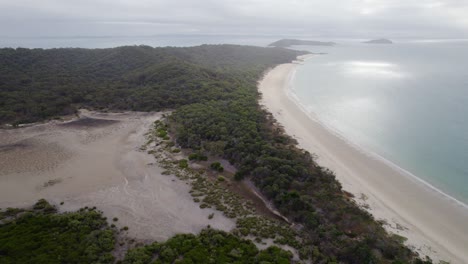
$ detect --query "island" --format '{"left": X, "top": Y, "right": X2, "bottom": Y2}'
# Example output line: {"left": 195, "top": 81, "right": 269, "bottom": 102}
{"left": 0, "top": 45, "right": 440, "bottom": 263}
{"left": 363, "top": 38, "right": 393, "bottom": 44}
{"left": 269, "top": 38, "right": 336, "bottom": 48}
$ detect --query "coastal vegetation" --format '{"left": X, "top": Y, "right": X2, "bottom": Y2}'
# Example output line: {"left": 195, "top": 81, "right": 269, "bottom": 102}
{"left": 0, "top": 45, "right": 433, "bottom": 263}
{"left": 122, "top": 229, "right": 293, "bottom": 264}
{"left": 146, "top": 121, "right": 304, "bottom": 254}
{"left": 0, "top": 45, "right": 302, "bottom": 125}
{"left": 0, "top": 200, "right": 115, "bottom": 264}
{"left": 210, "top": 161, "right": 224, "bottom": 172}
{"left": 0, "top": 200, "right": 293, "bottom": 263}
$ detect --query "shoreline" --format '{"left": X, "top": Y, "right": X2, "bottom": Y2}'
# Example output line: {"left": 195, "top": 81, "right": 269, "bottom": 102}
{"left": 286, "top": 62, "right": 468, "bottom": 211}
{"left": 258, "top": 55, "right": 468, "bottom": 263}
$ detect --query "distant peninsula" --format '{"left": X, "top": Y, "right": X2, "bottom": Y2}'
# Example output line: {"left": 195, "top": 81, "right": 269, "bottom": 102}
{"left": 269, "top": 39, "right": 336, "bottom": 48}
{"left": 363, "top": 38, "right": 393, "bottom": 44}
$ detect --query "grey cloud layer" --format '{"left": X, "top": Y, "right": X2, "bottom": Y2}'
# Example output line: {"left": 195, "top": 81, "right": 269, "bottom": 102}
{"left": 0, "top": 0, "right": 467, "bottom": 37}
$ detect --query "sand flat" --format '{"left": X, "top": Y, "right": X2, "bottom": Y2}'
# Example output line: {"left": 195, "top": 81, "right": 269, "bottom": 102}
{"left": 258, "top": 57, "right": 468, "bottom": 263}
{"left": 0, "top": 110, "right": 234, "bottom": 240}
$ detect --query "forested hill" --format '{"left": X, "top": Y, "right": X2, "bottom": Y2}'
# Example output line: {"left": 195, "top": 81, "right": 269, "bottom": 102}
{"left": 0, "top": 45, "right": 304, "bottom": 125}
{"left": 269, "top": 39, "right": 336, "bottom": 48}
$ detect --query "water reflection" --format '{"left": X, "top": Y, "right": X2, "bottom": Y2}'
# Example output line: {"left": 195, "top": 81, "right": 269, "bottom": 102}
{"left": 329, "top": 61, "right": 406, "bottom": 79}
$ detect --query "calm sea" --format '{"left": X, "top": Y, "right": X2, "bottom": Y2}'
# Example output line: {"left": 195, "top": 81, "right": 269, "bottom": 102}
{"left": 291, "top": 40, "right": 468, "bottom": 205}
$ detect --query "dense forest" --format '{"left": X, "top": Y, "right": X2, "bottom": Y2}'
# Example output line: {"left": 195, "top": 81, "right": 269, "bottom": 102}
{"left": 0, "top": 200, "right": 115, "bottom": 263}
{"left": 0, "top": 45, "right": 431, "bottom": 263}
{"left": 0, "top": 200, "right": 293, "bottom": 263}
{"left": 0, "top": 45, "right": 302, "bottom": 125}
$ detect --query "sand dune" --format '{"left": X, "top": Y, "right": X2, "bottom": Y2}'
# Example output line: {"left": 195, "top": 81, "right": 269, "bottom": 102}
{"left": 0, "top": 110, "right": 234, "bottom": 240}
{"left": 258, "top": 56, "right": 468, "bottom": 263}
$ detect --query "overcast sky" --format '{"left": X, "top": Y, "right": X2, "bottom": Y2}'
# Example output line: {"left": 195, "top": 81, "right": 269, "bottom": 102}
{"left": 1, "top": 0, "right": 467, "bottom": 38}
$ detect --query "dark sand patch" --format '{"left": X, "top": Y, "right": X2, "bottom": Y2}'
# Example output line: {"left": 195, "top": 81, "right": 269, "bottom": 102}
{"left": 0, "top": 141, "right": 31, "bottom": 152}
{"left": 0, "top": 138, "right": 72, "bottom": 175}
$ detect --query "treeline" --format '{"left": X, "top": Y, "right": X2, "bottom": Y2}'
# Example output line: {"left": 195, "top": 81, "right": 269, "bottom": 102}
{"left": 123, "top": 229, "right": 292, "bottom": 264}
{"left": 0, "top": 200, "right": 115, "bottom": 263}
{"left": 0, "top": 200, "right": 292, "bottom": 263}
{"left": 171, "top": 100, "right": 422, "bottom": 263}
{"left": 0, "top": 45, "right": 430, "bottom": 263}
{"left": 166, "top": 50, "right": 429, "bottom": 262}
{"left": 0, "top": 45, "right": 301, "bottom": 124}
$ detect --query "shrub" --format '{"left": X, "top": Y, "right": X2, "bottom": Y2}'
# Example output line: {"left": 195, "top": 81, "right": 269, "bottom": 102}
{"left": 157, "top": 130, "right": 167, "bottom": 138}
{"left": 33, "top": 199, "right": 57, "bottom": 213}
{"left": 33, "top": 199, "right": 51, "bottom": 210}
{"left": 210, "top": 162, "right": 224, "bottom": 172}
{"left": 172, "top": 148, "right": 181, "bottom": 153}
{"left": 234, "top": 172, "right": 245, "bottom": 181}
{"left": 189, "top": 153, "right": 208, "bottom": 161}
{"left": 179, "top": 159, "right": 188, "bottom": 169}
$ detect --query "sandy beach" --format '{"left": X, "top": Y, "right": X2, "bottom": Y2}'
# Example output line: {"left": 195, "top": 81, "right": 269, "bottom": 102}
{"left": 258, "top": 56, "right": 468, "bottom": 263}
{"left": 0, "top": 110, "right": 234, "bottom": 241}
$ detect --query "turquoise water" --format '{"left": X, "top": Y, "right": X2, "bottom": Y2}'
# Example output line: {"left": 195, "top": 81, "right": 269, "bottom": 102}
{"left": 291, "top": 41, "right": 468, "bottom": 205}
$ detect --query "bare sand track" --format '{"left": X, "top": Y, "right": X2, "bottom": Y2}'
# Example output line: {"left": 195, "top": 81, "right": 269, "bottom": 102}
{"left": 0, "top": 110, "right": 234, "bottom": 240}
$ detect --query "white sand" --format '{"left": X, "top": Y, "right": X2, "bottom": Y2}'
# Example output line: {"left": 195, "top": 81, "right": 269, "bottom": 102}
{"left": 258, "top": 56, "right": 468, "bottom": 263}
{"left": 0, "top": 110, "right": 234, "bottom": 240}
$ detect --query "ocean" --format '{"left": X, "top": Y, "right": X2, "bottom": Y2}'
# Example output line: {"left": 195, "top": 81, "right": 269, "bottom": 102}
{"left": 290, "top": 40, "right": 468, "bottom": 205}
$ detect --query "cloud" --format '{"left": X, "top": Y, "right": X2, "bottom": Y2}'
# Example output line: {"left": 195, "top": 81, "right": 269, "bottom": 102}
{"left": 0, "top": 0, "right": 467, "bottom": 38}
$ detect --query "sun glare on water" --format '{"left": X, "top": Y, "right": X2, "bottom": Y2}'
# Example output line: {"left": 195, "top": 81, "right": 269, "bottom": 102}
{"left": 336, "top": 61, "right": 406, "bottom": 79}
